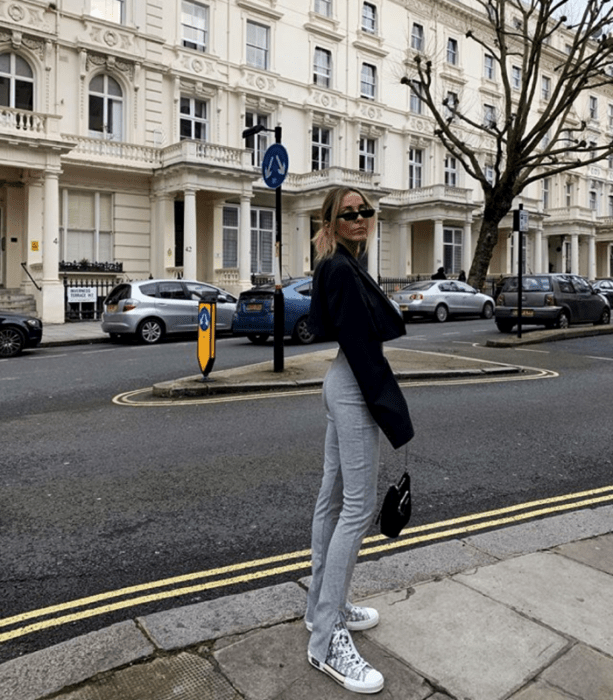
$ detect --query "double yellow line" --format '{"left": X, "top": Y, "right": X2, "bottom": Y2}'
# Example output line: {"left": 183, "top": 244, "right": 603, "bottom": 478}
{"left": 2, "top": 485, "right": 612, "bottom": 643}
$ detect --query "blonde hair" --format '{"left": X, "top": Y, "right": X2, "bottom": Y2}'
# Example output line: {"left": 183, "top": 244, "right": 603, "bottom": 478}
{"left": 312, "top": 186, "right": 376, "bottom": 263}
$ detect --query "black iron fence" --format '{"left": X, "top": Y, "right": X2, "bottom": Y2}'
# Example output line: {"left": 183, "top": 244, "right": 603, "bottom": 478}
{"left": 63, "top": 276, "right": 120, "bottom": 321}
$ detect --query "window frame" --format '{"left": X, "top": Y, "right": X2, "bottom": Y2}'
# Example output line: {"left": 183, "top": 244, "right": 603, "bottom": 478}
{"left": 408, "top": 148, "right": 423, "bottom": 189}
{"left": 246, "top": 20, "right": 270, "bottom": 71}
{"left": 312, "top": 125, "right": 331, "bottom": 171}
{"left": 245, "top": 111, "right": 269, "bottom": 166}
{"left": 222, "top": 205, "right": 239, "bottom": 269}
{"left": 446, "top": 37, "right": 458, "bottom": 65}
{"left": 251, "top": 207, "right": 275, "bottom": 275}
{"left": 88, "top": 73, "right": 124, "bottom": 141}
{"left": 313, "top": 47, "right": 332, "bottom": 88}
{"left": 0, "top": 52, "right": 34, "bottom": 111}
{"left": 90, "top": 0, "right": 125, "bottom": 24}
{"left": 359, "top": 136, "right": 376, "bottom": 173}
{"left": 181, "top": 0, "right": 209, "bottom": 53}
{"left": 314, "top": 0, "right": 331, "bottom": 17}
{"left": 443, "top": 227, "right": 463, "bottom": 275}
{"left": 512, "top": 65, "right": 522, "bottom": 90}
{"left": 59, "top": 189, "right": 114, "bottom": 264}
{"left": 444, "top": 154, "right": 458, "bottom": 187}
{"left": 589, "top": 95, "right": 598, "bottom": 120}
{"left": 362, "top": 2, "right": 377, "bottom": 34}
{"left": 409, "top": 80, "right": 423, "bottom": 114}
{"left": 484, "top": 53, "right": 495, "bottom": 80}
{"left": 541, "top": 75, "right": 551, "bottom": 100}
{"left": 179, "top": 95, "right": 208, "bottom": 141}
{"left": 360, "top": 62, "right": 377, "bottom": 100}
{"left": 411, "top": 23, "right": 424, "bottom": 51}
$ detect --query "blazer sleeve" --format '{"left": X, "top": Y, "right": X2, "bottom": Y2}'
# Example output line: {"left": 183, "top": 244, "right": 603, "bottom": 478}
{"left": 324, "top": 260, "right": 414, "bottom": 449}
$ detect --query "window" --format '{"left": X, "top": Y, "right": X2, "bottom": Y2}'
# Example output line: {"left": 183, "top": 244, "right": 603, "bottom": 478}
{"left": 314, "top": 47, "right": 332, "bottom": 88}
{"left": 91, "top": 0, "right": 124, "bottom": 23}
{"left": 360, "top": 63, "right": 376, "bottom": 100}
{"left": 251, "top": 208, "right": 274, "bottom": 274}
{"left": 566, "top": 182, "right": 573, "bottom": 207}
{"left": 409, "top": 80, "right": 423, "bottom": 114}
{"left": 609, "top": 104, "right": 613, "bottom": 130}
{"left": 608, "top": 192, "right": 613, "bottom": 217}
{"left": 541, "top": 129, "right": 551, "bottom": 148}
{"left": 89, "top": 74, "right": 123, "bottom": 140}
{"left": 589, "top": 96, "right": 598, "bottom": 120}
{"left": 408, "top": 148, "right": 423, "bottom": 188}
{"left": 411, "top": 23, "right": 424, "bottom": 51}
{"left": 483, "top": 104, "right": 495, "bottom": 128}
{"left": 541, "top": 75, "right": 551, "bottom": 100}
{"left": 512, "top": 66, "right": 521, "bottom": 89}
{"left": 445, "top": 91, "right": 458, "bottom": 120}
{"left": 443, "top": 228, "right": 462, "bottom": 275}
{"left": 315, "top": 0, "right": 331, "bottom": 17}
{"left": 447, "top": 38, "right": 458, "bottom": 65}
{"left": 245, "top": 112, "right": 268, "bottom": 166}
{"left": 485, "top": 165, "right": 494, "bottom": 185}
{"left": 222, "top": 206, "right": 239, "bottom": 268}
{"left": 589, "top": 180, "right": 598, "bottom": 211}
{"left": 312, "top": 125, "right": 331, "bottom": 170}
{"left": 589, "top": 140, "right": 597, "bottom": 158}
{"left": 608, "top": 154, "right": 613, "bottom": 170}
{"left": 0, "top": 53, "right": 33, "bottom": 111}
{"left": 362, "top": 3, "right": 377, "bottom": 34}
{"left": 444, "top": 154, "right": 458, "bottom": 186}
{"left": 484, "top": 53, "right": 495, "bottom": 80}
{"left": 182, "top": 1, "right": 208, "bottom": 53}
{"left": 60, "top": 190, "right": 113, "bottom": 264}
{"left": 359, "top": 137, "right": 376, "bottom": 172}
{"left": 180, "top": 96, "right": 207, "bottom": 140}
{"left": 542, "top": 178, "right": 550, "bottom": 209}
{"left": 246, "top": 21, "right": 269, "bottom": 70}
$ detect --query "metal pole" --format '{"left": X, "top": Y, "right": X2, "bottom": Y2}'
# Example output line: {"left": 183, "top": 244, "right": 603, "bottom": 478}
{"left": 517, "top": 204, "right": 523, "bottom": 339}
{"left": 273, "top": 126, "right": 284, "bottom": 372}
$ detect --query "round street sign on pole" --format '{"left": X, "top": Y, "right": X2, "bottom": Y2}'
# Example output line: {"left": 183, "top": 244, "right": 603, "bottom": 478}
{"left": 262, "top": 144, "right": 289, "bottom": 189}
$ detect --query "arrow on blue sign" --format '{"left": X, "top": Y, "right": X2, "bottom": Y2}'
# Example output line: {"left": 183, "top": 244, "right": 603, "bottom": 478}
{"left": 262, "top": 144, "right": 289, "bottom": 189}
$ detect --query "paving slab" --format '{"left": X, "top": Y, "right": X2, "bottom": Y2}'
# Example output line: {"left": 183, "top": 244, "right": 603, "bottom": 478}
{"left": 138, "top": 582, "right": 306, "bottom": 651}
{"left": 554, "top": 532, "right": 613, "bottom": 576}
{"left": 300, "top": 538, "right": 497, "bottom": 600}
{"left": 464, "top": 505, "right": 613, "bottom": 560}
{"left": 455, "top": 551, "right": 613, "bottom": 656}
{"left": 213, "top": 620, "right": 434, "bottom": 700}
{"left": 508, "top": 682, "right": 577, "bottom": 699}
{"left": 363, "top": 580, "right": 567, "bottom": 700}
{"left": 0, "top": 621, "right": 154, "bottom": 700}
{"left": 540, "top": 644, "right": 613, "bottom": 700}
{"left": 58, "top": 652, "right": 240, "bottom": 700}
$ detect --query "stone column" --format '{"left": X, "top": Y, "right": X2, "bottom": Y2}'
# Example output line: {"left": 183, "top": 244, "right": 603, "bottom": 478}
{"left": 239, "top": 194, "right": 251, "bottom": 288}
{"left": 507, "top": 232, "right": 516, "bottom": 274}
{"left": 433, "top": 219, "right": 444, "bottom": 273}
{"left": 42, "top": 169, "right": 64, "bottom": 323}
{"left": 151, "top": 193, "right": 174, "bottom": 278}
{"left": 367, "top": 221, "right": 379, "bottom": 280}
{"left": 183, "top": 187, "right": 197, "bottom": 280}
{"left": 571, "top": 233, "right": 579, "bottom": 275}
{"left": 26, "top": 175, "right": 44, "bottom": 270}
{"left": 587, "top": 235, "right": 596, "bottom": 280}
{"left": 542, "top": 235, "right": 550, "bottom": 274}
{"left": 533, "top": 228, "right": 543, "bottom": 274}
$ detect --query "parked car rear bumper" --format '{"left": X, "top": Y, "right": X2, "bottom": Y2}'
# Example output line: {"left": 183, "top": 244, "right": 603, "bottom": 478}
{"left": 495, "top": 306, "right": 561, "bottom": 324}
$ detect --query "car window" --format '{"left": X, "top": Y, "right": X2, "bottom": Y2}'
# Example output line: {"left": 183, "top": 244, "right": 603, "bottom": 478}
{"left": 571, "top": 276, "right": 591, "bottom": 293}
{"left": 439, "top": 282, "right": 455, "bottom": 292}
{"left": 105, "top": 284, "right": 131, "bottom": 304}
{"left": 455, "top": 282, "right": 474, "bottom": 293}
{"left": 557, "top": 279, "right": 575, "bottom": 294}
{"left": 402, "top": 281, "right": 435, "bottom": 291}
{"left": 140, "top": 283, "right": 158, "bottom": 298}
{"left": 295, "top": 283, "right": 312, "bottom": 297}
{"left": 503, "top": 276, "right": 552, "bottom": 292}
{"left": 184, "top": 282, "right": 214, "bottom": 300}
{"left": 158, "top": 282, "right": 188, "bottom": 299}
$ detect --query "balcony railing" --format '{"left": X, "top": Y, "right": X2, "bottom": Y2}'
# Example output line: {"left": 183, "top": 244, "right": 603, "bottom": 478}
{"left": 545, "top": 206, "right": 597, "bottom": 223}
{"left": 382, "top": 184, "right": 473, "bottom": 207}
{"left": 64, "top": 136, "right": 161, "bottom": 168}
{"left": 0, "top": 107, "right": 61, "bottom": 138}
{"left": 161, "top": 140, "right": 252, "bottom": 169}
{"left": 284, "top": 167, "right": 378, "bottom": 192}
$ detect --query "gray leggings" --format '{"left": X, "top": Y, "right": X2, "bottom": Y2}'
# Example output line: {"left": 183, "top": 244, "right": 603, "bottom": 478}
{"left": 306, "top": 348, "right": 381, "bottom": 662}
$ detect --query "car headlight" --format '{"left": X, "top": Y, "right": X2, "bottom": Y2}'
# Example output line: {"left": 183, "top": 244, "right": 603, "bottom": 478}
{"left": 497, "top": 294, "right": 505, "bottom": 306}
{"left": 25, "top": 319, "right": 41, "bottom": 328}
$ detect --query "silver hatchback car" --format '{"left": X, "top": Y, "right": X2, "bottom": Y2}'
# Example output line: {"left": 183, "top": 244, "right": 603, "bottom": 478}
{"left": 390, "top": 280, "right": 495, "bottom": 322}
{"left": 101, "top": 279, "right": 237, "bottom": 343}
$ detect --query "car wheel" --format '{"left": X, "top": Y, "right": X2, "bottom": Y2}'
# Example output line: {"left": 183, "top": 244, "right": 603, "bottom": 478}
{"left": 0, "top": 327, "right": 25, "bottom": 357}
{"left": 434, "top": 304, "right": 449, "bottom": 322}
{"left": 595, "top": 307, "right": 611, "bottom": 326}
{"left": 137, "top": 318, "right": 164, "bottom": 344}
{"left": 481, "top": 302, "right": 494, "bottom": 319}
{"left": 495, "top": 321, "right": 515, "bottom": 333}
{"left": 292, "top": 317, "right": 316, "bottom": 345}
{"left": 247, "top": 333, "right": 270, "bottom": 344}
{"left": 556, "top": 310, "right": 570, "bottom": 329}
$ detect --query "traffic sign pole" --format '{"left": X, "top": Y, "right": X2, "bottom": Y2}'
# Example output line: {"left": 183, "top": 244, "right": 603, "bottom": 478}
{"left": 513, "top": 205, "right": 529, "bottom": 339}
{"left": 273, "top": 127, "right": 284, "bottom": 372}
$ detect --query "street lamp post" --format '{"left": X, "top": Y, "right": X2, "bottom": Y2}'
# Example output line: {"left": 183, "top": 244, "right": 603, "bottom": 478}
{"left": 242, "top": 124, "right": 286, "bottom": 372}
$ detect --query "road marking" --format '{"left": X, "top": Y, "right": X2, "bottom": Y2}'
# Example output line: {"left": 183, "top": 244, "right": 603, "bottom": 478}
{"left": 514, "top": 347, "right": 550, "bottom": 354}
{"left": 2, "top": 484, "right": 611, "bottom": 643}
{"left": 586, "top": 356, "right": 613, "bottom": 361}
{"left": 26, "top": 354, "right": 68, "bottom": 360}
{"left": 84, "top": 348, "right": 114, "bottom": 354}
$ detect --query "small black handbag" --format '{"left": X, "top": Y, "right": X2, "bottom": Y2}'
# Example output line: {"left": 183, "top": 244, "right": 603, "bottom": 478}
{"left": 377, "top": 471, "right": 412, "bottom": 538}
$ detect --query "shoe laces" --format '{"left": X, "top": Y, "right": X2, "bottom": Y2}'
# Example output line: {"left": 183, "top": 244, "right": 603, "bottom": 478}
{"left": 327, "top": 628, "right": 371, "bottom": 680}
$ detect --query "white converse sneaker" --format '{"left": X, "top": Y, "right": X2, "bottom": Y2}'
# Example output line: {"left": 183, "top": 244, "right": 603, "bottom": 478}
{"left": 308, "top": 624, "right": 384, "bottom": 694}
{"left": 305, "top": 604, "right": 379, "bottom": 632}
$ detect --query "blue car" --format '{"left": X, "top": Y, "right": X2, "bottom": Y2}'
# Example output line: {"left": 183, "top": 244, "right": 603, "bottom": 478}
{"left": 232, "top": 277, "right": 315, "bottom": 344}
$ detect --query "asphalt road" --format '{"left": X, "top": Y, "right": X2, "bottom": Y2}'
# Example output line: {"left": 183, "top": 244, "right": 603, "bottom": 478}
{"left": 1, "top": 320, "right": 612, "bottom": 663}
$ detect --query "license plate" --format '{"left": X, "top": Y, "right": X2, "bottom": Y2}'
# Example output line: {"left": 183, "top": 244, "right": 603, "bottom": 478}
{"left": 399, "top": 305, "right": 409, "bottom": 311}
{"left": 106, "top": 304, "right": 117, "bottom": 313}
{"left": 246, "top": 303, "right": 263, "bottom": 312}
{"left": 511, "top": 308, "right": 534, "bottom": 316}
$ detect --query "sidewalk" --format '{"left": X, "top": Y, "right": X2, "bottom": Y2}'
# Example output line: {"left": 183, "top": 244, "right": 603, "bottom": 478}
{"left": 1, "top": 506, "right": 612, "bottom": 700}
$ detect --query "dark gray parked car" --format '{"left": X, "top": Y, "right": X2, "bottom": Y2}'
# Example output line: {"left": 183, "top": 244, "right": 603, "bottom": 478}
{"left": 495, "top": 274, "right": 611, "bottom": 333}
{"left": 591, "top": 279, "right": 613, "bottom": 306}
{"left": 102, "top": 279, "right": 237, "bottom": 343}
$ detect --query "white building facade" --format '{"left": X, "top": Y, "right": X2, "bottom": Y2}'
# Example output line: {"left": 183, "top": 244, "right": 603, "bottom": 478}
{"left": 1, "top": 0, "right": 613, "bottom": 322}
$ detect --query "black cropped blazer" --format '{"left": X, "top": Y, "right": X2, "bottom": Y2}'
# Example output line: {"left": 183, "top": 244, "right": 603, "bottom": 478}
{"left": 308, "top": 244, "right": 414, "bottom": 449}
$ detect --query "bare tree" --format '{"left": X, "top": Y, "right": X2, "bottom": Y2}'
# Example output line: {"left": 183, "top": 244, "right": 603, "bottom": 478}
{"left": 401, "top": 0, "right": 613, "bottom": 290}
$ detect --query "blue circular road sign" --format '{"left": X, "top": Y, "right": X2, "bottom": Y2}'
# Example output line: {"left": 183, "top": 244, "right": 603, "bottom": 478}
{"left": 262, "top": 144, "right": 289, "bottom": 189}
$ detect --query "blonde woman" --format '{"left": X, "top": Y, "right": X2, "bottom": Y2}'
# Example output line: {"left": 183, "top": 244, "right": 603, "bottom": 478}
{"left": 306, "top": 186, "right": 414, "bottom": 694}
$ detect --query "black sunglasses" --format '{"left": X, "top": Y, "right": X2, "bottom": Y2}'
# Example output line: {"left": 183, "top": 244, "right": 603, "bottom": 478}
{"left": 336, "top": 208, "right": 376, "bottom": 222}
